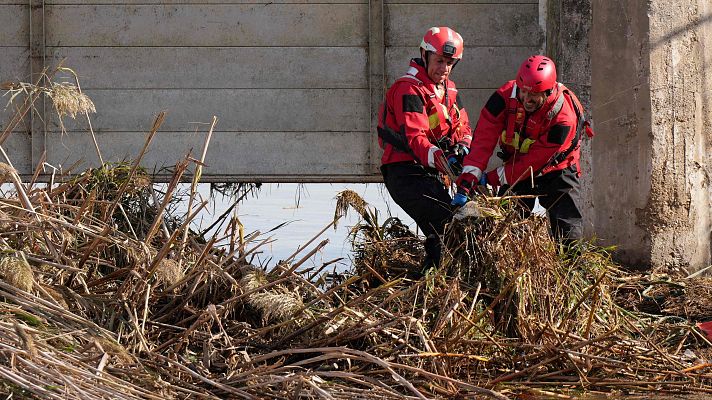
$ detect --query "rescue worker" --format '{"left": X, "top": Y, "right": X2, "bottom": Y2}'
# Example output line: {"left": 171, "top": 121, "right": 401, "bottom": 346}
{"left": 378, "top": 26, "right": 472, "bottom": 272}
{"left": 453, "top": 55, "right": 592, "bottom": 245}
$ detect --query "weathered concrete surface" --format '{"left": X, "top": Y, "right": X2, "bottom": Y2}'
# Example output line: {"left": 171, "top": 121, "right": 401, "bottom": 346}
{"left": 546, "top": 0, "right": 593, "bottom": 235}
{"left": 591, "top": 0, "right": 712, "bottom": 271}
{"left": 0, "top": 1, "right": 543, "bottom": 182}
{"left": 646, "top": 0, "right": 712, "bottom": 271}
{"left": 0, "top": 5, "right": 27, "bottom": 46}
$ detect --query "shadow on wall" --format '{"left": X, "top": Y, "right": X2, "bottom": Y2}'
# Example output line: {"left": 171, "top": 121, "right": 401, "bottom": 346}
{"left": 650, "top": 12, "right": 712, "bottom": 49}
{"left": 651, "top": 10, "right": 712, "bottom": 111}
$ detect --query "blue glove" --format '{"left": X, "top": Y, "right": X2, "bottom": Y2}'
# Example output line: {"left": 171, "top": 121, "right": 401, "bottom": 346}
{"left": 451, "top": 191, "right": 468, "bottom": 206}
{"left": 479, "top": 174, "right": 487, "bottom": 186}
{"left": 447, "top": 155, "right": 463, "bottom": 175}
{"left": 446, "top": 143, "right": 469, "bottom": 164}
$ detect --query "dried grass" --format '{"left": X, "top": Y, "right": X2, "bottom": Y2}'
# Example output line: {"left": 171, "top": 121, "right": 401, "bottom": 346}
{"left": 443, "top": 197, "right": 620, "bottom": 341}
{"left": 154, "top": 259, "right": 183, "bottom": 288}
{"left": 241, "top": 266, "right": 304, "bottom": 323}
{"left": 337, "top": 190, "right": 422, "bottom": 281}
{"left": 0, "top": 254, "right": 34, "bottom": 292}
{"left": 0, "top": 74, "right": 709, "bottom": 399}
{"left": 0, "top": 163, "right": 16, "bottom": 183}
{"left": 48, "top": 82, "right": 96, "bottom": 119}
{"left": 0, "top": 162, "right": 705, "bottom": 398}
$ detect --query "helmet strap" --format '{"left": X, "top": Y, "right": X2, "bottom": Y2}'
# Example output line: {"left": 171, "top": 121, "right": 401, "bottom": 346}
{"left": 421, "top": 49, "right": 431, "bottom": 69}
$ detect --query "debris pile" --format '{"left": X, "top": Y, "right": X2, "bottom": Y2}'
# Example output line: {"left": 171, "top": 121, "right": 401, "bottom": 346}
{"left": 0, "top": 72, "right": 711, "bottom": 399}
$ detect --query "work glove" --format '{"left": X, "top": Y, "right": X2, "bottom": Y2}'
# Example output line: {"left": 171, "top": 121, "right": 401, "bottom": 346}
{"left": 484, "top": 170, "right": 501, "bottom": 187}
{"left": 455, "top": 171, "right": 477, "bottom": 193}
{"left": 452, "top": 170, "right": 491, "bottom": 206}
{"left": 452, "top": 142, "right": 470, "bottom": 158}
{"left": 452, "top": 172, "right": 476, "bottom": 206}
{"left": 445, "top": 143, "right": 470, "bottom": 175}
{"left": 479, "top": 173, "right": 488, "bottom": 186}
{"left": 451, "top": 188, "right": 469, "bottom": 206}
{"left": 445, "top": 142, "right": 469, "bottom": 168}
{"left": 446, "top": 157, "right": 463, "bottom": 176}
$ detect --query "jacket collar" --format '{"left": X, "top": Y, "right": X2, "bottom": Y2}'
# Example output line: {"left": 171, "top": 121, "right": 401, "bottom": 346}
{"left": 406, "top": 58, "right": 437, "bottom": 86}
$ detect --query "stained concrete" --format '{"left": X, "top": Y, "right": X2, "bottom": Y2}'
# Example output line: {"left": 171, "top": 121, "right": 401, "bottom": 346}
{"left": 591, "top": 0, "right": 712, "bottom": 271}
{"left": 3, "top": 0, "right": 710, "bottom": 270}
{"left": 2, "top": 2, "right": 542, "bottom": 183}
{"left": 547, "top": 0, "right": 593, "bottom": 235}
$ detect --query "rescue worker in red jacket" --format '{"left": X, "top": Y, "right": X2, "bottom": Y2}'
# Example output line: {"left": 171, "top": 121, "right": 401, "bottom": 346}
{"left": 453, "top": 55, "right": 591, "bottom": 244}
{"left": 378, "top": 26, "right": 472, "bottom": 271}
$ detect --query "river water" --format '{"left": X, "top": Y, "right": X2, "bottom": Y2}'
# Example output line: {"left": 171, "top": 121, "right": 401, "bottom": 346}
{"left": 186, "top": 182, "right": 544, "bottom": 272}
{"left": 190, "top": 183, "right": 415, "bottom": 271}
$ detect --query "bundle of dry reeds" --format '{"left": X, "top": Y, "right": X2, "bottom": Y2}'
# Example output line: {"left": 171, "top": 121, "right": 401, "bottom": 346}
{"left": 0, "top": 68, "right": 711, "bottom": 399}
{"left": 338, "top": 191, "right": 712, "bottom": 398}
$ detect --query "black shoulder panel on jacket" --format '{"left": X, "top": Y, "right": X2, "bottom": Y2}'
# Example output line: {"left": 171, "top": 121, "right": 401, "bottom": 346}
{"left": 456, "top": 92, "right": 465, "bottom": 110}
{"left": 402, "top": 94, "right": 424, "bottom": 113}
{"left": 484, "top": 91, "right": 506, "bottom": 117}
{"left": 547, "top": 124, "right": 571, "bottom": 145}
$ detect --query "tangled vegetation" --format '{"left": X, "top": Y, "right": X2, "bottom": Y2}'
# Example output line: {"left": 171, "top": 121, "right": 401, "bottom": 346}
{"left": 0, "top": 68, "right": 710, "bottom": 399}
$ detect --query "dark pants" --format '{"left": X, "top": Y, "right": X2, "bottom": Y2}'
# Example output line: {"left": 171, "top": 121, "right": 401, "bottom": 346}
{"left": 507, "top": 164, "right": 583, "bottom": 244}
{"left": 381, "top": 162, "right": 453, "bottom": 268}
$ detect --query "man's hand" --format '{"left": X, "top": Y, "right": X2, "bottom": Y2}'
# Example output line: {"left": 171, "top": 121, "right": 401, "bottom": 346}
{"left": 452, "top": 142, "right": 470, "bottom": 158}
{"left": 431, "top": 148, "right": 450, "bottom": 175}
{"left": 455, "top": 171, "right": 477, "bottom": 193}
{"left": 446, "top": 156, "right": 463, "bottom": 175}
{"left": 445, "top": 142, "right": 469, "bottom": 172}
{"left": 451, "top": 190, "right": 468, "bottom": 206}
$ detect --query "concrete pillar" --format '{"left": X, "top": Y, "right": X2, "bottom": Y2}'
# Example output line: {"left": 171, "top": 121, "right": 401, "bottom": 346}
{"left": 546, "top": 0, "right": 593, "bottom": 235}
{"left": 591, "top": 0, "right": 712, "bottom": 271}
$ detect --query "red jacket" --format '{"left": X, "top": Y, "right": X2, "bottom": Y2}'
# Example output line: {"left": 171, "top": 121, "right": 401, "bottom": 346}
{"left": 378, "top": 59, "right": 472, "bottom": 167}
{"left": 462, "top": 80, "right": 584, "bottom": 186}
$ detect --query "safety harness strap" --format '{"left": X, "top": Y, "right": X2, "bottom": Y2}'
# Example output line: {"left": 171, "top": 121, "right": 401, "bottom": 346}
{"left": 377, "top": 97, "right": 416, "bottom": 156}
{"left": 502, "top": 83, "right": 520, "bottom": 148}
{"left": 549, "top": 90, "right": 586, "bottom": 167}
{"left": 377, "top": 73, "right": 460, "bottom": 157}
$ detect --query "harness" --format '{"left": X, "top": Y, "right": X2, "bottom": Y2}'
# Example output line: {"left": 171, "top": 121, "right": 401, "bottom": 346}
{"left": 377, "top": 73, "right": 463, "bottom": 155}
{"left": 547, "top": 89, "right": 591, "bottom": 169}
{"left": 499, "top": 83, "right": 593, "bottom": 170}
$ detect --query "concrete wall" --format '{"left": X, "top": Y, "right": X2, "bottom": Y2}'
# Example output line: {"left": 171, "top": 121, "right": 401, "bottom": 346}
{"left": 591, "top": 0, "right": 712, "bottom": 271}
{"left": 546, "top": 0, "right": 593, "bottom": 235}
{"left": 0, "top": 1, "right": 33, "bottom": 174}
{"left": 7, "top": 1, "right": 708, "bottom": 269}
{"left": 0, "top": 0, "right": 543, "bottom": 182}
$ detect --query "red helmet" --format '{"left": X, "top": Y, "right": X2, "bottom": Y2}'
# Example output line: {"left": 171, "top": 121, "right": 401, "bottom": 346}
{"left": 516, "top": 55, "right": 557, "bottom": 92}
{"left": 420, "top": 27, "right": 464, "bottom": 59}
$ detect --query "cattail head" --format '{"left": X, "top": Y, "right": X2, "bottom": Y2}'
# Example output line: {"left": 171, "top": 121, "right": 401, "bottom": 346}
{"left": 155, "top": 259, "right": 184, "bottom": 288}
{"left": 48, "top": 82, "right": 96, "bottom": 119}
{"left": 0, "top": 254, "right": 34, "bottom": 292}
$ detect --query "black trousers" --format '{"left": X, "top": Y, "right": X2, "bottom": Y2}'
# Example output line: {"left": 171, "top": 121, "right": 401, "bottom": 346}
{"left": 381, "top": 162, "right": 453, "bottom": 267}
{"left": 507, "top": 164, "right": 583, "bottom": 243}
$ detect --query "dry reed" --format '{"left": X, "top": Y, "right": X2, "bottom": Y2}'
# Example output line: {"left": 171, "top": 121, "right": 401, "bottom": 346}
{"left": 0, "top": 72, "right": 709, "bottom": 399}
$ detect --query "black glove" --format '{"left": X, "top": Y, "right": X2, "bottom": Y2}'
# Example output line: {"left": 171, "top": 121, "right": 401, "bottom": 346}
{"left": 452, "top": 142, "right": 470, "bottom": 158}
{"left": 444, "top": 143, "right": 469, "bottom": 175}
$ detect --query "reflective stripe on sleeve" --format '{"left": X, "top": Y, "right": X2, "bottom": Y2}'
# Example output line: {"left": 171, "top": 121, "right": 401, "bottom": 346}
{"left": 496, "top": 166, "right": 508, "bottom": 186}
{"left": 427, "top": 146, "right": 439, "bottom": 168}
{"left": 461, "top": 165, "right": 483, "bottom": 180}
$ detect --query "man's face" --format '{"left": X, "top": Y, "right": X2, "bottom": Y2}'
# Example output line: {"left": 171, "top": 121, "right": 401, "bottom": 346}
{"left": 424, "top": 51, "right": 456, "bottom": 84}
{"left": 518, "top": 87, "right": 547, "bottom": 112}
